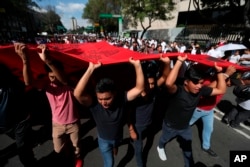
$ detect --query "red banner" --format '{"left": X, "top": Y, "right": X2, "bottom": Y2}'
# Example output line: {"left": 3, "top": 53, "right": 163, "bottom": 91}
{"left": 0, "top": 41, "right": 249, "bottom": 82}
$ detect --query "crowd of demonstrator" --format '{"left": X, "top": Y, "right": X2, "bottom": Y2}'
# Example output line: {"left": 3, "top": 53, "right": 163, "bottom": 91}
{"left": 1, "top": 37, "right": 250, "bottom": 167}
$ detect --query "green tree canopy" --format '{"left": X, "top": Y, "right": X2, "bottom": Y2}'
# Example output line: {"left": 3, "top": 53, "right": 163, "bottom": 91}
{"left": 193, "top": 0, "right": 248, "bottom": 25}
{"left": 82, "top": 0, "right": 121, "bottom": 35}
{"left": 9, "top": 0, "right": 40, "bottom": 11}
{"left": 193, "top": 0, "right": 250, "bottom": 47}
{"left": 195, "top": 0, "right": 241, "bottom": 9}
{"left": 37, "top": 5, "right": 65, "bottom": 34}
{"left": 122, "top": 0, "right": 175, "bottom": 38}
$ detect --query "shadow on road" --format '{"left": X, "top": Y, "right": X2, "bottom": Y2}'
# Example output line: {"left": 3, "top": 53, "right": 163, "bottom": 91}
{"left": 216, "top": 100, "right": 235, "bottom": 115}
{"left": 117, "top": 138, "right": 134, "bottom": 167}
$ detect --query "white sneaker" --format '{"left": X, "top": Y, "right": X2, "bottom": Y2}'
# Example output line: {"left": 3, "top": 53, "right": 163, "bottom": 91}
{"left": 157, "top": 146, "right": 167, "bottom": 161}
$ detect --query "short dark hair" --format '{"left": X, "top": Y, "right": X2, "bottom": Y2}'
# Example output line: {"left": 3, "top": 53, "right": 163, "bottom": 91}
{"left": 141, "top": 61, "right": 159, "bottom": 79}
{"left": 184, "top": 64, "right": 205, "bottom": 83}
{"left": 95, "top": 78, "right": 116, "bottom": 93}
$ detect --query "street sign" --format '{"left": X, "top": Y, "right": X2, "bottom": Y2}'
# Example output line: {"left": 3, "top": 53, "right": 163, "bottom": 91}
{"left": 99, "top": 13, "right": 123, "bottom": 37}
{"left": 99, "top": 13, "right": 122, "bottom": 18}
{"left": 112, "top": 14, "right": 122, "bottom": 18}
{"left": 99, "top": 13, "right": 113, "bottom": 18}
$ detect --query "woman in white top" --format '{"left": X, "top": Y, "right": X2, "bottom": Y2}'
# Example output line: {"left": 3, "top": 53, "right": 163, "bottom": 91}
{"left": 228, "top": 50, "right": 241, "bottom": 64}
{"left": 239, "top": 49, "right": 250, "bottom": 66}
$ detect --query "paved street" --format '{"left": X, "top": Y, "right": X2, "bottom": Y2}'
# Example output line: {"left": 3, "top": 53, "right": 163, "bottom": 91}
{"left": 1, "top": 86, "right": 250, "bottom": 167}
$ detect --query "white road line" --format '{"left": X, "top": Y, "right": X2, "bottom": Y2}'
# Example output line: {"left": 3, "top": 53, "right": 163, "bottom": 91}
{"left": 214, "top": 108, "right": 250, "bottom": 131}
{"left": 214, "top": 108, "right": 250, "bottom": 139}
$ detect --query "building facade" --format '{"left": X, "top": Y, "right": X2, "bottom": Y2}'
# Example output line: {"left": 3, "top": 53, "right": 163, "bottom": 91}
{"left": 0, "top": 1, "right": 37, "bottom": 44}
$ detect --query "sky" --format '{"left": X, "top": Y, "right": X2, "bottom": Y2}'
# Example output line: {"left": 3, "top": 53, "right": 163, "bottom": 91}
{"left": 35, "top": 0, "right": 90, "bottom": 30}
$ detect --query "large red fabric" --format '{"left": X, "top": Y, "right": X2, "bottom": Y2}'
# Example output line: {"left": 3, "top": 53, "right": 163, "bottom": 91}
{"left": 0, "top": 41, "right": 249, "bottom": 82}
{"left": 187, "top": 54, "right": 248, "bottom": 70}
{"left": 46, "top": 41, "right": 179, "bottom": 64}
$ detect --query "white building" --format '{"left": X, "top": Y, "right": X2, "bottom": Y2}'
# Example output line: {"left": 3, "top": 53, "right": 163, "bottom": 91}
{"left": 128, "top": 0, "right": 197, "bottom": 31}
{"left": 126, "top": 0, "right": 199, "bottom": 40}
{"left": 126, "top": 0, "right": 244, "bottom": 43}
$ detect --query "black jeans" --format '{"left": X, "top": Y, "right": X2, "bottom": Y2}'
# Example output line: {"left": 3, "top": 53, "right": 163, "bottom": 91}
{"left": 226, "top": 105, "right": 250, "bottom": 126}
{"left": 3, "top": 117, "right": 36, "bottom": 167}
{"left": 133, "top": 125, "right": 148, "bottom": 167}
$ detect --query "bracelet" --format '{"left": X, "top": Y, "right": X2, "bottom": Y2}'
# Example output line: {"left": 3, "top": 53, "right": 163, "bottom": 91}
{"left": 177, "top": 59, "right": 184, "bottom": 63}
{"left": 222, "top": 73, "right": 229, "bottom": 78}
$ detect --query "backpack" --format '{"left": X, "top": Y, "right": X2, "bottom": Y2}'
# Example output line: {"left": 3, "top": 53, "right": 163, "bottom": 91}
{"left": 233, "top": 85, "right": 250, "bottom": 100}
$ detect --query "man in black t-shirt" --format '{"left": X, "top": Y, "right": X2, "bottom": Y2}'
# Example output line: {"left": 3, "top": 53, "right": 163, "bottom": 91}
{"left": 127, "top": 56, "right": 170, "bottom": 167}
{"left": 74, "top": 58, "right": 144, "bottom": 167}
{"left": 157, "top": 55, "right": 226, "bottom": 167}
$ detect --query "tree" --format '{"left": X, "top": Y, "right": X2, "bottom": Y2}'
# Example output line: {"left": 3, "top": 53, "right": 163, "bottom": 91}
{"left": 9, "top": 0, "right": 40, "bottom": 10}
{"left": 122, "top": 0, "right": 175, "bottom": 38}
{"left": 82, "top": 0, "right": 122, "bottom": 36}
{"left": 196, "top": 0, "right": 241, "bottom": 9}
{"left": 2, "top": 0, "right": 41, "bottom": 39}
{"left": 193, "top": 0, "right": 250, "bottom": 46}
{"left": 192, "top": 0, "right": 243, "bottom": 24}
{"left": 38, "top": 5, "right": 65, "bottom": 34}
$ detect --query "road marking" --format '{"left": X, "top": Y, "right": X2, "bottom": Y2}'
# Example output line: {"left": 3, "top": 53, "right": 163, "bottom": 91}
{"left": 214, "top": 108, "right": 250, "bottom": 139}
{"left": 214, "top": 108, "right": 250, "bottom": 131}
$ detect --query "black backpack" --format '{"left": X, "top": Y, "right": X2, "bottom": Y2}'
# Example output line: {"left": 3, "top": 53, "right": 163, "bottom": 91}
{"left": 233, "top": 85, "right": 250, "bottom": 100}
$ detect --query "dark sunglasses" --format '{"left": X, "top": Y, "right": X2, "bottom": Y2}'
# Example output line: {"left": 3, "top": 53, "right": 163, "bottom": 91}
{"left": 190, "top": 78, "right": 202, "bottom": 85}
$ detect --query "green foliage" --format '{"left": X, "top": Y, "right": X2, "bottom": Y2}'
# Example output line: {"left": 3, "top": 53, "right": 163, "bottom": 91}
{"left": 192, "top": 0, "right": 246, "bottom": 25}
{"left": 1, "top": 0, "right": 65, "bottom": 35}
{"left": 123, "top": 0, "right": 174, "bottom": 22}
{"left": 82, "top": 0, "right": 175, "bottom": 38}
{"left": 122, "top": 0, "right": 175, "bottom": 38}
{"left": 37, "top": 5, "right": 65, "bottom": 34}
{"left": 83, "top": 0, "right": 121, "bottom": 24}
{"left": 83, "top": 0, "right": 122, "bottom": 35}
{"left": 197, "top": 0, "right": 242, "bottom": 9}
{"left": 9, "top": 0, "right": 39, "bottom": 11}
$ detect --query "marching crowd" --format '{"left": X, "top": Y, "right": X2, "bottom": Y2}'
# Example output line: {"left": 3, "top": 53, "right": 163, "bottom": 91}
{"left": 1, "top": 39, "right": 250, "bottom": 167}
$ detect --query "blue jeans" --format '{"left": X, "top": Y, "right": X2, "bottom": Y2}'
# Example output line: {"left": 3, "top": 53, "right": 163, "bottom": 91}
{"left": 158, "top": 121, "right": 194, "bottom": 167}
{"left": 98, "top": 136, "right": 121, "bottom": 167}
{"left": 189, "top": 108, "right": 214, "bottom": 150}
{"left": 133, "top": 125, "right": 148, "bottom": 167}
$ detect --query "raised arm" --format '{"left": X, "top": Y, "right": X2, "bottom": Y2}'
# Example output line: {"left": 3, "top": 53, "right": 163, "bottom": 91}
{"left": 37, "top": 44, "right": 68, "bottom": 85}
{"left": 14, "top": 43, "right": 32, "bottom": 86}
{"left": 157, "top": 55, "right": 171, "bottom": 87}
{"left": 74, "top": 62, "right": 101, "bottom": 106}
{"left": 208, "top": 65, "right": 236, "bottom": 88}
{"left": 165, "top": 55, "right": 187, "bottom": 94}
{"left": 210, "top": 63, "right": 227, "bottom": 96}
{"left": 127, "top": 57, "right": 144, "bottom": 101}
